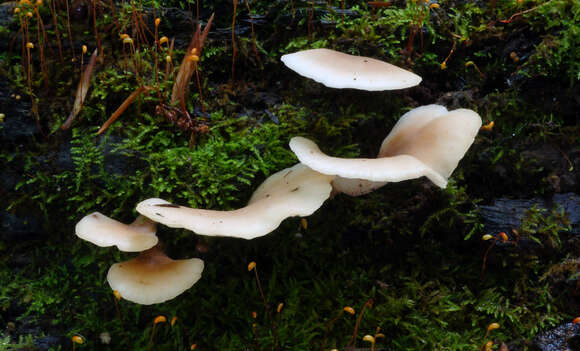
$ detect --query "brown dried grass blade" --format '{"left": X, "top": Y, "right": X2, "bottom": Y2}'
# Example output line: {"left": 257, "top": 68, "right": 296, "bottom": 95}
{"left": 96, "top": 86, "right": 150, "bottom": 135}
{"left": 61, "top": 49, "right": 98, "bottom": 130}
{"left": 170, "top": 14, "right": 214, "bottom": 110}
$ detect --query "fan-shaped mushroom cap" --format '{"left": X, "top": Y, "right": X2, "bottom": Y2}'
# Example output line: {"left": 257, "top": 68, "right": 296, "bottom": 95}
{"left": 136, "top": 163, "right": 334, "bottom": 239}
{"left": 290, "top": 105, "right": 482, "bottom": 195}
{"left": 107, "top": 246, "right": 204, "bottom": 305}
{"left": 75, "top": 212, "right": 158, "bottom": 252}
{"left": 281, "top": 48, "right": 422, "bottom": 91}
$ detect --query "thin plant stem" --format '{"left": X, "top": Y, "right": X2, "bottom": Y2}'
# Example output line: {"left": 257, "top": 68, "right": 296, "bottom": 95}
{"left": 231, "top": 0, "right": 237, "bottom": 83}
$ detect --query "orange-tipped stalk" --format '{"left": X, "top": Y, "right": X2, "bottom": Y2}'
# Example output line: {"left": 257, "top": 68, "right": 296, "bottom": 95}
{"left": 346, "top": 299, "right": 373, "bottom": 349}
{"left": 231, "top": 0, "right": 238, "bottom": 83}
{"left": 245, "top": 0, "right": 261, "bottom": 67}
{"left": 147, "top": 315, "right": 167, "bottom": 351}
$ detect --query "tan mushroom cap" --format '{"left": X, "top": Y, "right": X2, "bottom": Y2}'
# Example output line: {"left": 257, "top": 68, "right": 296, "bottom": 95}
{"left": 75, "top": 212, "right": 158, "bottom": 252}
{"left": 281, "top": 48, "right": 422, "bottom": 91}
{"left": 290, "top": 105, "right": 482, "bottom": 196}
{"left": 107, "top": 246, "right": 204, "bottom": 305}
{"left": 136, "top": 163, "right": 334, "bottom": 239}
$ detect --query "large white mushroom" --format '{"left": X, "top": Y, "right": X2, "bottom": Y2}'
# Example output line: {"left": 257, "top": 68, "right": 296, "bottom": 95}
{"left": 136, "top": 163, "right": 334, "bottom": 239}
{"left": 107, "top": 246, "right": 204, "bottom": 305}
{"left": 75, "top": 212, "right": 158, "bottom": 252}
{"left": 290, "top": 105, "right": 482, "bottom": 196}
{"left": 281, "top": 48, "right": 422, "bottom": 91}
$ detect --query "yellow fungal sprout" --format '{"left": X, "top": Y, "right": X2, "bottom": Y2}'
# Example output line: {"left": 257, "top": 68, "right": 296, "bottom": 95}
{"left": 71, "top": 335, "right": 84, "bottom": 344}
{"left": 191, "top": 48, "right": 197, "bottom": 55}
{"left": 35, "top": 0, "right": 42, "bottom": 6}
{"left": 484, "top": 340, "right": 493, "bottom": 351}
{"left": 165, "top": 55, "right": 172, "bottom": 63}
{"left": 113, "top": 290, "right": 121, "bottom": 301}
{"left": 482, "top": 234, "right": 493, "bottom": 241}
{"left": 82, "top": 45, "right": 87, "bottom": 54}
{"left": 251, "top": 311, "right": 257, "bottom": 318}
{"left": 487, "top": 322, "right": 500, "bottom": 331}
{"left": 159, "top": 36, "right": 168, "bottom": 45}
{"left": 190, "top": 344, "right": 197, "bottom": 350}
{"left": 300, "top": 218, "right": 308, "bottom": 230}
{"left": 14, "top": 7, "right": 20, "bottom": 13}
{"left": 171, "top": 316, "right": 178, "bottom": 327}
{"left": 153, "top": 315, "right": 167, "bottom": 324}
{"left": 343, "top": 306, "right": 355, "bottom": 315}
{"left": 363, "top": 335, "right": 375, "bottom": 343}
{"left": 187, "top": 54, "right": 200, "bottom": 63}
{"left": 119, "top": 33, "right": 129, "bottom": 40}
{"left": 26, "top": 42, "right": 34, "bottom": 49}
{"left": 277, "top": 303, "right": 284, "bottom": 313}
{"left": 26, "top": 11, "right": 32, "bottom": 17}
{"left": 123, "top": 37, "right": 133, "bottom": 45}
{"left": 248, "top": 261, "right": 256, "bottom": 271}
{"left": 481, "top": 121, "right": 494, "bottom": 131}
{"left": 498, "top": 232, "right": 508, "bottom": 242}
{"left": 429, "top": 3, "right": 439, "bottom": 9}
{"left": 155, "top": 18, "right": 161, "bottom": 27}
{"left": 440, "top": 62, "right": 447, "bottom": 70}
{"left": 376, "top": 333, "right": 385, "bottom": 338}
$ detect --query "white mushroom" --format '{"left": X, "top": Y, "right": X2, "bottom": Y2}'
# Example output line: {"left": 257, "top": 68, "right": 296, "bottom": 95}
{"left": 136, "top": 163, "right": 334, "bottom": 239}
{"left": 281, "top": 48, "right": 422, "bottom": 91}
{"left": 75, "top": 212, "right": 158, "bottom": 252}
{"left": 107, "top": 246, "right": 204, "bottom": 305}
{"left": 290, "top": 105, "right": 482, "bottom": 196}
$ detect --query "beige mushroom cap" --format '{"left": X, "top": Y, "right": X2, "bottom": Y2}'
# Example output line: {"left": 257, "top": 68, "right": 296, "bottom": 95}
{"left": 290, "top": 105, "right": 482, "bottom": 195}
{"left": 107, "top": 246, "right": 204, "bottom": 305}
{"left": 75, "top": 212, "right": 158, "bottom": 252}
{"left": 290, "top": 136, "right": 443, "bottom": 184}
{"left": 281, "top": 48, "right": 422, "bottom": 91}
{"left": 136, "top": 163, "right": 334, "bottom": 239}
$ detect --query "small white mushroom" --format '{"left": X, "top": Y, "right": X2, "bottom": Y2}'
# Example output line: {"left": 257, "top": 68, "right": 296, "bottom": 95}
{"left": 290, "top": 105, "right": 482, "bottom": 196}
{"left": 281, "top": 48, "right": 422, "bottom": 91}
{"left": 75, "top": 212, "right": 158, "bottom": 252}
{"left": 136, "top": 163, "right": 334, "bottom": 239}
{"left": 107, "top": 246, "right": 204, "bottom": 305}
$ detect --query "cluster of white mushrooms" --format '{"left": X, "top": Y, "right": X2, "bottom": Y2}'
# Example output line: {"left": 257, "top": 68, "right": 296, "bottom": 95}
{"left": 74, "top": 48, "right": 482, "bottom": 305}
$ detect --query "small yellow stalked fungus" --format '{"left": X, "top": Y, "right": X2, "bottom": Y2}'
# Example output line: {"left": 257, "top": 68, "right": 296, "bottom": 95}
{"left": 481, "top": 121, "right": 494, "bottom": 131}
{"left": 82, "top": 45, "right": 87, "bottom": 54}
{"left": 165, "top": 55, "right": 172, "bottom": 63}
{"left": 343, "top": 306, "right": 355, "bottom": 315}
{"left": 14, "top": 7, "right": 20, "bottom": 14}
{"left": 123, "top": 37, "right": 133, "bottom": 45}
{"left": 26, "top": 42, "right": 34, "bottom": 49}
{"left": 171, "top": 316, "right": 178, "bottom": 327}
{"left": 487, "top": 322, "right": 500, "bottom": 331}
{"left": 485, "top": 341, "right": 494, "bottom": 351}
{"left": 113, "top": 290, "right": 121, "bottom": 301}
{"left": 155, "top": 18, "right": 161, "bottom": 26}
{"left": 119, "top": 33, "right": 129, "bottom": 40}
{"left": 248, "top": 261, "right": 256, "bottom": 271}
{"left": 159, "top": 36, "right": 168, "bottom": 45}
{"left": 71, "top": 335, "right": 85, "bottom": 344}
{"left": 363, "top": 335, "right": 375, "bottom": 343}
{"left": 154, "top": 315, "right": 167, "bottom": 324}
{"left": 277, "top": 303, "right": 284, "bottom": 313}
{"left": 482, "top": 234, "right": 494, "bottom": 241}
{"left": 187, "top": 54, "right": 200, "bottom": 63}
